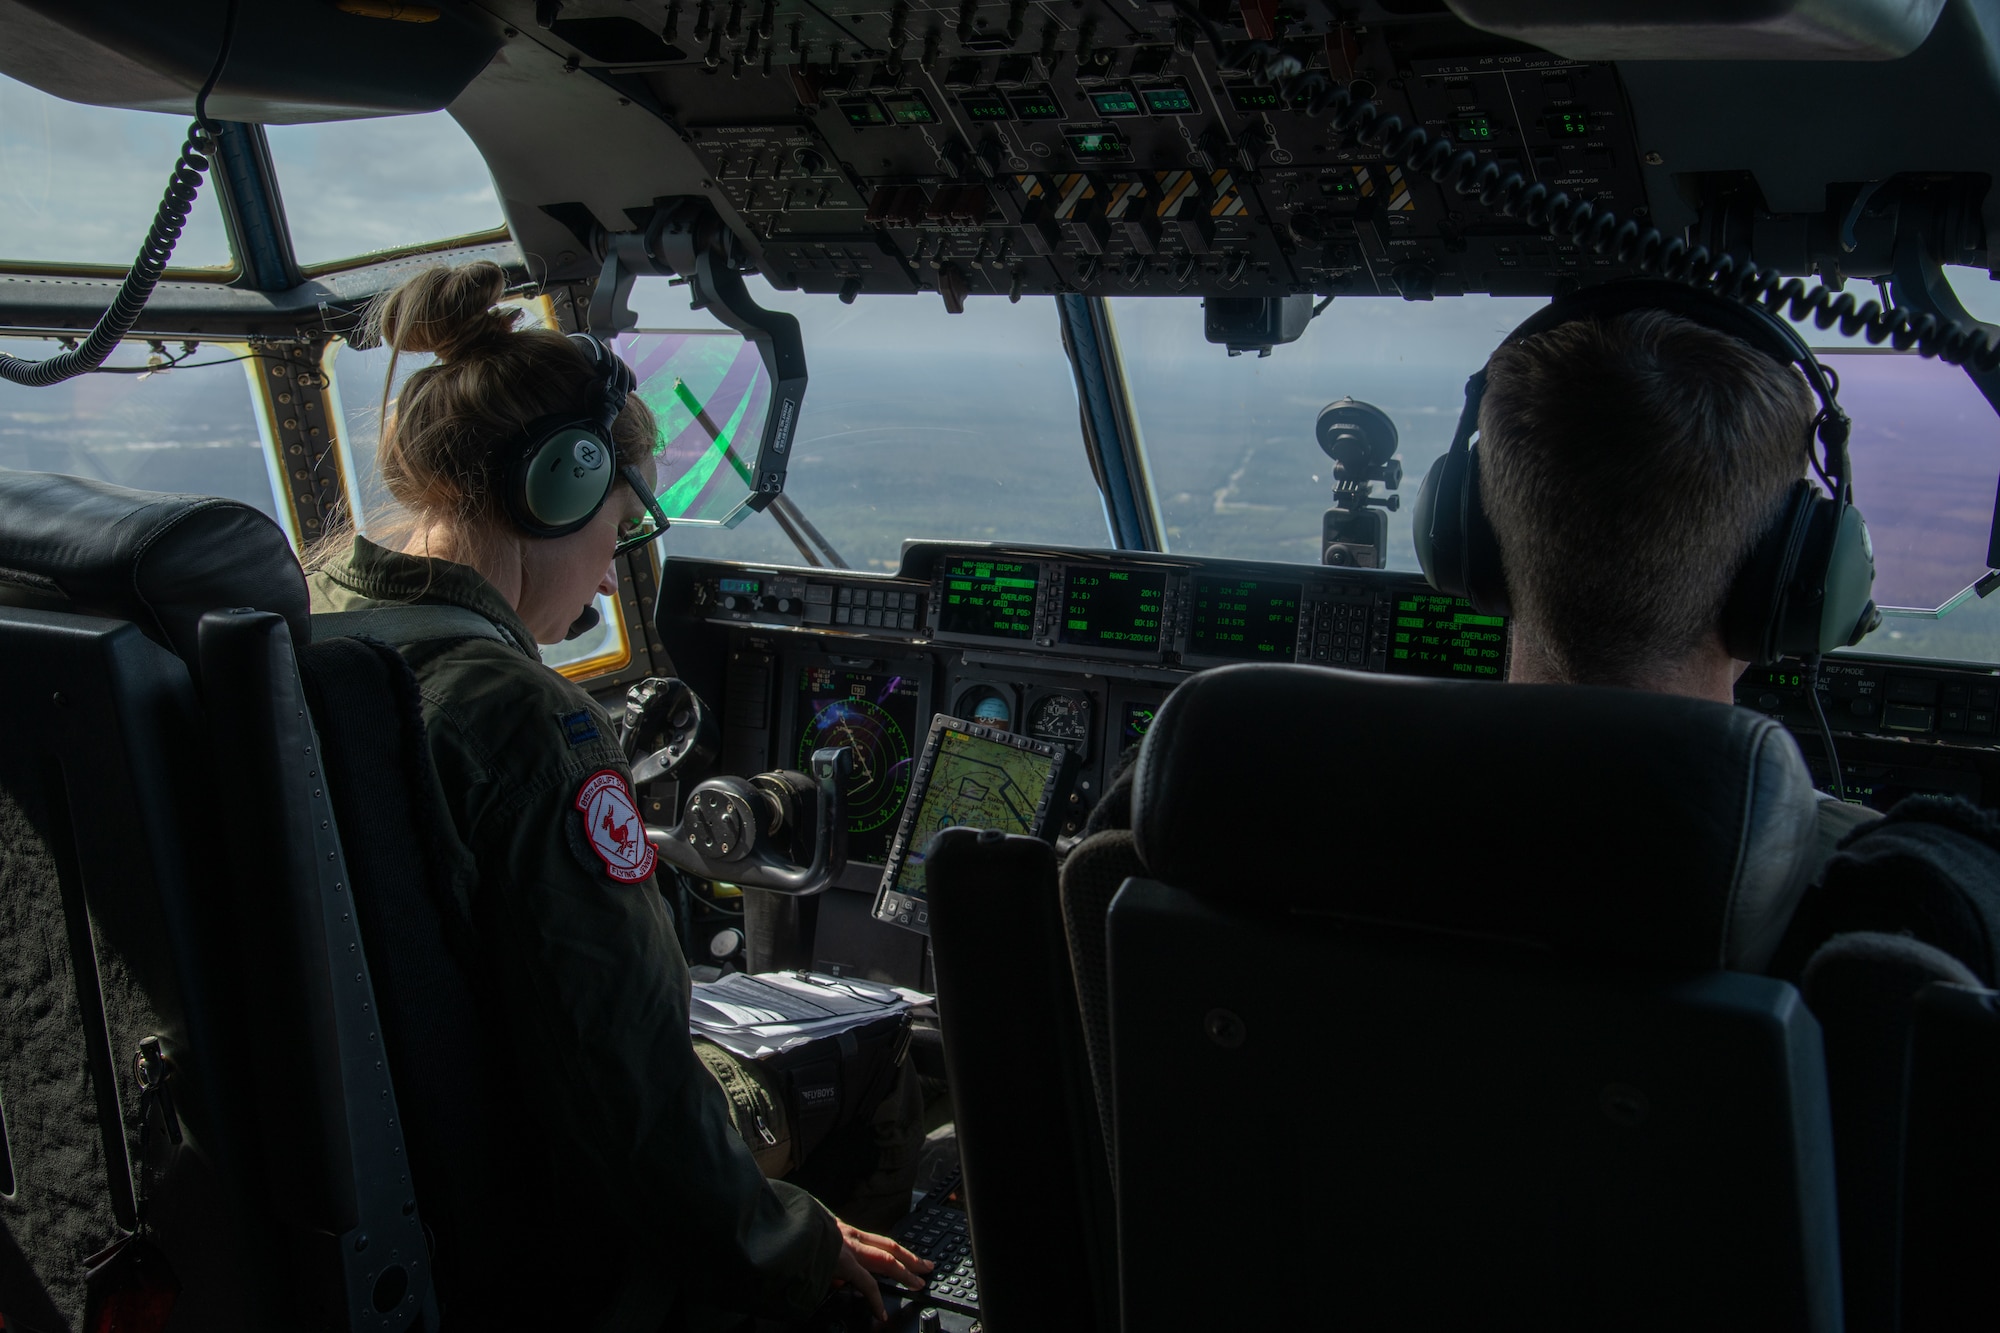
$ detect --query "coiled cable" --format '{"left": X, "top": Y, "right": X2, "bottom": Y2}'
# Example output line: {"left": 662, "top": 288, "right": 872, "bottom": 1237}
{"left": 1178, "top": 4, "right": 2000, "bottom": 374}
{"left": 0, "top": 0, "right": 239, "bottom": 388}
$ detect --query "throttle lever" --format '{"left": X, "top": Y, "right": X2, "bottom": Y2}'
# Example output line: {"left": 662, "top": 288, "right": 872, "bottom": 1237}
{"left": 645, "top": 746, "right": 852, "bottom": 894}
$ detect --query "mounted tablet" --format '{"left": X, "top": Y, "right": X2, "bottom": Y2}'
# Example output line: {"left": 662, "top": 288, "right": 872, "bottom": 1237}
{"left": 874, "top": 715, "right": 1073, "bottom": 935}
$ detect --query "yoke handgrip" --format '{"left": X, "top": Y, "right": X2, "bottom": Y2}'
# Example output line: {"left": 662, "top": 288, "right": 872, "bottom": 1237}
{"left": 646, "top": 746, "right": 852, "bottom": 895}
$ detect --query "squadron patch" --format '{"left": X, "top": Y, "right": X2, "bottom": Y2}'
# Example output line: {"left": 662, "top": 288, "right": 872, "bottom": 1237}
{"left": 574, "top": 769, "right": 657, "bottom": 883}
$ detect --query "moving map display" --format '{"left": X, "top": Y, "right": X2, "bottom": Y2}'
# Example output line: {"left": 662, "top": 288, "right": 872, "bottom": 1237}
{"left": 874, "top": 717, "right": 1070, "bottom": 931}
{"left": 1384, "top": 593, "right": 1507, "bottom": 679}
{"left": 794, "top": 663, "right": 925, "bottom": 863}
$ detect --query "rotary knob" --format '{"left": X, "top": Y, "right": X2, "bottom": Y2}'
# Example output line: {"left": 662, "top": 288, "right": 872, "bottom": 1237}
{"left": 720, "top": 595, "right": 742, "bottom": 611}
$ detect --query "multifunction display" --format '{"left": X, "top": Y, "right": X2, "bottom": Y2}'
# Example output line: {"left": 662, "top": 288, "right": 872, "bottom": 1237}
{"left": 794, "top": 664, "right": 924, "bottom": 863}
{"left": 1059, "top": 566, "right": 1167, "bottom": 652}
{"left": 1188, "top": 576, "right": 1301, "bottom": 661}
{"left": 1385, "top": 593, "right": 1507, "bottom": 679}
{"left": 937, "top": 557, "right": 1038, "bottom": 640}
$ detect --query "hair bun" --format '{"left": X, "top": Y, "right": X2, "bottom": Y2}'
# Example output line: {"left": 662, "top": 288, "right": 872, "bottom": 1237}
{"left": 370, "top": 260, "right": 521, "bottom": 362}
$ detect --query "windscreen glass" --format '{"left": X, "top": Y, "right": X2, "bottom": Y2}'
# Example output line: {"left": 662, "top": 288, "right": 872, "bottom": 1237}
{"left": 632, "top": 277, "right": 1109, "bottom": 571}
{"left": 0, "top": 73, "right": 233, "bottom": 271}
{"left": 1110, "top": 294, "right": 1547, "bottom": 568}
{"left": 0, "top": 337, "right": 274, "bottom": 515}
{"left": 265, "top": 112, "right": 504, "bottom": 268}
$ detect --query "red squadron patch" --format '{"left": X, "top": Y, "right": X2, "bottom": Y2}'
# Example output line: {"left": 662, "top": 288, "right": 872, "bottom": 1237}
{"left": 574, "top": 769, "right": 658, "bottom": 883}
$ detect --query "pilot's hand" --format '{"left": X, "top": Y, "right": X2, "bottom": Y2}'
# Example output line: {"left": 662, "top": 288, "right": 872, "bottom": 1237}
{"left": 831, "top": 1219, "right": 933, "bottom": 1324}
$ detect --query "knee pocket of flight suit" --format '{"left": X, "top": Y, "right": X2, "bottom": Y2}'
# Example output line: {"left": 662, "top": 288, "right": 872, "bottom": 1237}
{"left": 694, "top": 1038, "right": 797, "bottom": 1178}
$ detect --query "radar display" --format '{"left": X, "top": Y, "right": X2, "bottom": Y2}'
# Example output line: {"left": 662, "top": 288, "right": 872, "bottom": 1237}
{"left": 796, "top": 664, "right": 923, "bottom": 862}
{"left": 889, "top": 727, "right": 1064, "bottom": 899}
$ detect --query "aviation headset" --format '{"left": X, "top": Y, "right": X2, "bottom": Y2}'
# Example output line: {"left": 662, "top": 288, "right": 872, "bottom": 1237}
{"left": 500, "top": 331, "right": 640, "bottom": 538}
{"left": 1411, "top": 280, "right": 1882, "bottom": 666}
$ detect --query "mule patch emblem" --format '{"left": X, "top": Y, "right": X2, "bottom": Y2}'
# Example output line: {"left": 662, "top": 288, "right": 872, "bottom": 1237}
{"left": 574, "top": 769, "right": 657, "bottom": 883}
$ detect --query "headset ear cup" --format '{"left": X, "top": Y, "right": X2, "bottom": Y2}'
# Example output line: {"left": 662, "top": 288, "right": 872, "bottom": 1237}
{"left": 1821, "top": 504, "right": 1880, "bottom": 650}
{"left": 1459, "top": 445, "right": 1510, "bottom": 616}
{"left": 1722, "top": 480, "right": 1814, "bottom": 664}
{"left": 1413, "top": 451, "right": 1456, "bottom": 593}
{"left": 507, "top": 421, "right": 619, "bottom": 536}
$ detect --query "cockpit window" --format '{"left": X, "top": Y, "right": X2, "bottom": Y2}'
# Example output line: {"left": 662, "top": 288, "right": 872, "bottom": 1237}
{"left": 1111, "top": 294, "right": 1548, "bottom": 568}
{"left": 0, "top": 337, "right": 276, "bottom": 516}
{"left": 640, "top": 278, "right": 1111, "bottom": 571}
{"left": 264, "top": 112, "right": 504, "bottom": 271}
{"left": 0, "top": 73, "right": 234, "bottom": 272}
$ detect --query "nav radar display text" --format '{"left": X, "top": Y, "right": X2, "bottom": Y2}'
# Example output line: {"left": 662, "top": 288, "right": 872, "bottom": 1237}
{"left": 1060, "top": 566, "right": 1167, "bottom": 651}
{"left": 1389, "top": 593, "right": 1506, "bottom": 678}
{"left": 938, "top": 558, "right": 1038, "bottom": 639}
{"left": 891, "top": 728, "right": 1061, "bottom": 900}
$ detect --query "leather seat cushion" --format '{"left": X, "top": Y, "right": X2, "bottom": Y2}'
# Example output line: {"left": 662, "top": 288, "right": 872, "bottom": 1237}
{"left": 0, "top": 471, "right": 308, "bottom": 661}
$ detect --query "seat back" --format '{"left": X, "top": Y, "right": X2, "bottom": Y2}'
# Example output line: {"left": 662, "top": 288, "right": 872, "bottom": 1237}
{"left": 0, "top": 473, "right": 428, "bottom": 1329}
{"left": 926, "top": 829, "right": 1117, "bottom": 1333}
{"left": 1799, "top": 932, "right": 1979, "bottom": 1333}
{"left": 1109, "top": 663, "right": 1843, "bottom": 1331}
{"left": 1901, "top": 980, "right": 2000, "bottom": 1330}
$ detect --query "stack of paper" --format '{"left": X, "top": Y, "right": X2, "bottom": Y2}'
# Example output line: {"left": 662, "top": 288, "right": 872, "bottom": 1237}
{"left": 690, "top": 970, "right": 929, "bottom": 1059}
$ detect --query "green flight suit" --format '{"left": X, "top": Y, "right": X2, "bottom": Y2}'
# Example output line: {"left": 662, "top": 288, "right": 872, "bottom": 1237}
{"left": 309, "top": 536, "right": 841, "bottom": 1331}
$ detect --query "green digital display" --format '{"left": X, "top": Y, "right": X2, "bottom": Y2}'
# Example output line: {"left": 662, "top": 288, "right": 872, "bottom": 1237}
{"left": 881, "top": 92, "right": 937, "bottom": 124}
{"left": 1140, "top": 82, "right": 1196, "bottom": 115}
{"left": 1225, "top": 84, "right": 1284, "bottom": 113}
{"left": 1064, "top": 130, "right": 1129, "bottom": 161}
{"left": 960, "top": 91, "right": 1011, "bottom": 120}
{"left": 1089, "top": 88, "right": 1143, "bottom": 117}
{"left": 1121, "top": 700, "right": 1157, "bottom": 749}
{"left": 1544, "top": 108, "right": 1592, "bottom": 138}
{"left": 1059, "top": 566, "right": 1166, "bottom": 651}
{"left": 839, "top": 98, "right": 891, "bottom": 127}
{"left": 1457, "top": 114, "right": 1495, "bottom": 140}
{"left": 718, "top": 577, "right": 761, "bottom": 596}
{"left": 1007, "top": 86, "right": 1065, "bottom": 120}
{"left": 938, "top": 557, "right": 1039, "bottom": 639}
{"left": 1188, "top": 576, "right": 1300, "bottom": 660}
{"left": 1385, "top": 593, "right": 1506, "bottom": 679}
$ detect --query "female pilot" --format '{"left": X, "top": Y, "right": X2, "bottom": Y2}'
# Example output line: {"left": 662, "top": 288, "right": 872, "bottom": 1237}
{"left": 305, "top": 261, "right": 926, "bottom": 1329}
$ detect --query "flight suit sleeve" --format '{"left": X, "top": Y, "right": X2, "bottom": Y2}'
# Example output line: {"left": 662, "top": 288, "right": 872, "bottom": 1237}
{"left": 463, "top": 725, "right": 842, "bottom": 1318}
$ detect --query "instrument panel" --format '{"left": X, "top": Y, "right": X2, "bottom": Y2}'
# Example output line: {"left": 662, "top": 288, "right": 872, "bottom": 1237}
{"left": 659, "top": 541, "right": 2000, "bottom": 897}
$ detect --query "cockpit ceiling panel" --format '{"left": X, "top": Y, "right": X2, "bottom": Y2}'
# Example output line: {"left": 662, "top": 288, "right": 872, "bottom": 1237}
{"left": 454, "top": 0, "right": 2000, "bottom": 303}
{"left": 0, "top": 0, "right": 504, "bottom": 122}
{"left": 543, "top": 10, "right": 1658, "bottom": 302}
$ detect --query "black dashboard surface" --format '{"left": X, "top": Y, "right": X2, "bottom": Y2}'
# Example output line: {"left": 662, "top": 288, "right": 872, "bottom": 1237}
{"left": 657, "top": 541, "right": 2000, "bottom": 892}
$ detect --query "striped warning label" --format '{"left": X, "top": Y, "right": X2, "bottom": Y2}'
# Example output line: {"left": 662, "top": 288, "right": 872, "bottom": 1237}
{"left": 1384, "top": 165, "right": 1416, "bottom": 213}
{"left": 1208, "top": 169, "right": 1247, "bottom": 217}
{"left": 1052, "top": 173, "right": 1096, "bottom": 219}
{"left": 1154, "top": 170, "right": 1198, "bottom": 217}
{"left": 1105, "top": 179, "right": 1148, "bottom": 219}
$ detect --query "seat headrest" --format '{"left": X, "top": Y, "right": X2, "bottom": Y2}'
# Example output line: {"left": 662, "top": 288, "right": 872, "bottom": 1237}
{"left": 1131, "top": 664, "right": 1822, "bottom": 972}
{"left": 0, "top": 471, "right": 309, "bottom": 665}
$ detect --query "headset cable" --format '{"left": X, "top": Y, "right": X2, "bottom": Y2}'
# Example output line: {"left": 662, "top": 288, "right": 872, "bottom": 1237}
{"left": 1802, "top": 655, "right": 1848, "bottom": 803}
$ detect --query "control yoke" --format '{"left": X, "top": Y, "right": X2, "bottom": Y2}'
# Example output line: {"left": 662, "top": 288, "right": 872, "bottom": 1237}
{"left": 645, "top": 748, "right": 853, "bottom": 895}
{"left": 588, "top": 198, "right": 807, "bottom": 514}
{"left": 620, "top": 675, "right": 851, "bottom": 895}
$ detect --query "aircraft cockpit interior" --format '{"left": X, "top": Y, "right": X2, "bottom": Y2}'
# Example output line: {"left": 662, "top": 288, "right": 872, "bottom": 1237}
{"left": 9, "top": 0, "right": 2000, "bottom": 1328}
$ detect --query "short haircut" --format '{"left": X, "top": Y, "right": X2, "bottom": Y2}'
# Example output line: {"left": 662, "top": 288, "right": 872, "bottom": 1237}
{"left": 1477, "top": 309, "right": 1815, "bottom": 685}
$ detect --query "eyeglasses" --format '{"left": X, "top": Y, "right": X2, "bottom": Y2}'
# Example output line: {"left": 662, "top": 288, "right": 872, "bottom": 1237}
{"left": 612, "top": 463, "right": 674, "bottom": 557}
